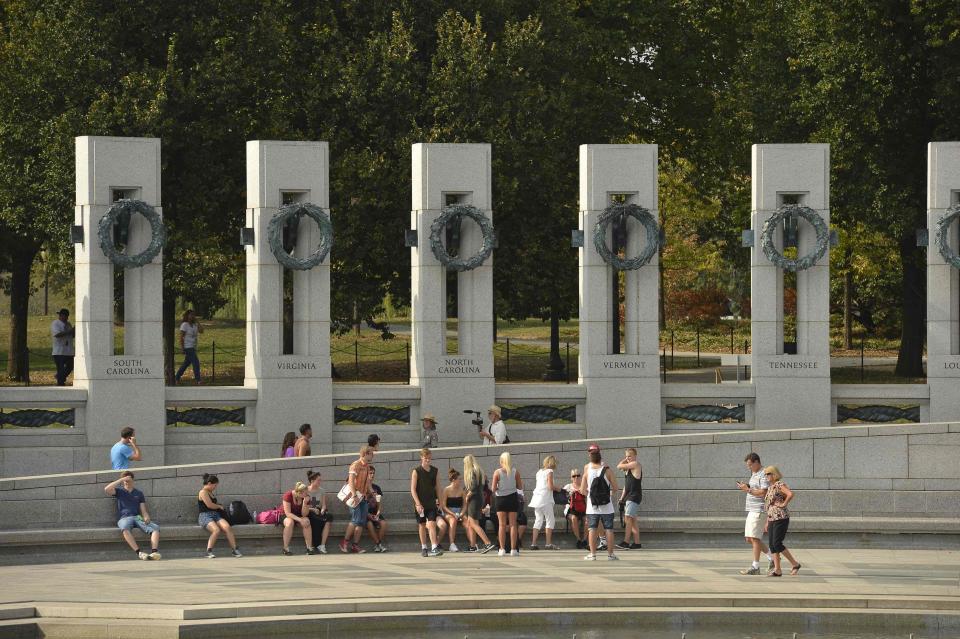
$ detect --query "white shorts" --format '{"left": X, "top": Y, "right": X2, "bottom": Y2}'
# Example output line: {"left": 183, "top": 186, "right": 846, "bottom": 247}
{"left": 744, "top": 511, "right": 765, "bottom": 539}
{"left": 533, "top": 505, "right": 555, "bottom": 531}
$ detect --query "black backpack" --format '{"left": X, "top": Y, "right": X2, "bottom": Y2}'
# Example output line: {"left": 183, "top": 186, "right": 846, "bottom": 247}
{"left": 588, "top": 467, "right": 611, "bottom": 507}
{"left": 225, "top": 500, "right": 252, "bottom": 525}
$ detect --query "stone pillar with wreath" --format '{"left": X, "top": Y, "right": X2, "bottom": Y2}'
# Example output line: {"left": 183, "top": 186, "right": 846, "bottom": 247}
{"left": 74, "top": 136, "right": 167, "bottom": 467}
{"left": 926, "top": 142, "right": 960, "bottom": 421}
{"left": 409, "top": 143, "right": 496, "bottom": 444}
{"left": 578, "top": 144, "right": 662, "bottom": 437}
{"left": 244, "top": 140, "right": 334, "bottom": 454}
{"left": 750, "top": 144, "right": 832, "bottom": 427}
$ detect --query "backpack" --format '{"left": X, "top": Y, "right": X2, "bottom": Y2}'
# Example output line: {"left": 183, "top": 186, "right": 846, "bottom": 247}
{"left": 255, "top": 506, "right": 284, "bottom": 525}
{"left": 225, "top": 500, "right": 252, "bottom": 525}
{"left": 588, "top": 467, "right": 611, "bottom": 507}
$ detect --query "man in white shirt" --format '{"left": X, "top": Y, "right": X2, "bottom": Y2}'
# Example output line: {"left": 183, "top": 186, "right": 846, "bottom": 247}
{"left": 479, "top": 405, "right": 508, "bottom": 446}
{"left": 737, "top": 452, "right": 774, "bottom": 575}
{"left": 51, "top": 308, "right": 75, "bottom": 386}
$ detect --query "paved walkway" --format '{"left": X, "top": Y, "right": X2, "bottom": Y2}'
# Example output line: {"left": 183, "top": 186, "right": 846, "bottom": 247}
{"left": 3, "top": 548, "right": 957, "bottom": 608}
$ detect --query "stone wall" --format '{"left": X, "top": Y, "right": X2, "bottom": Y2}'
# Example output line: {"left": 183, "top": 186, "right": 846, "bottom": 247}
{"left": 0, "top": 422, "right": 958, "bottom": 531}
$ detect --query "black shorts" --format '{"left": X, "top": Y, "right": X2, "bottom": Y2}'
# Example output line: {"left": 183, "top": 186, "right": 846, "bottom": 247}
{"left": 415, "top": 507, "right": 440, "bottom": 524}
{"left": 368, "top": 513, "right": 386, "bottom": 529}
{"left": 517, "top": 509, "right": 528, "bottom": 526}
{"left": 494, "top": 493, "right": 519, "bottom": 513}
{"left": 768, "top": 518, "right": 790, "bottom": 554}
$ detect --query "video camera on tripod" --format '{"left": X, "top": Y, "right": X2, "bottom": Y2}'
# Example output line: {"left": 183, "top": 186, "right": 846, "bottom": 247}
{"left": 463, "top": 409, "right": 484, "bottom": 431}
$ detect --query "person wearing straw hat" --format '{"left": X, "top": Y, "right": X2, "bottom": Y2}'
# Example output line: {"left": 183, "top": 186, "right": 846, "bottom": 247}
{"left": 421, "top": 413, "right": 439, "bottom": 448}
{"left": 480, "top": 405, "right": 509, "bottom": 446}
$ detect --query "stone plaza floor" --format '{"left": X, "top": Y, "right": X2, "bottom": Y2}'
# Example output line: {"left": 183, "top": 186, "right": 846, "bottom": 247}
{"left": 0, "top": 547, "right": 958, "bottom": 637}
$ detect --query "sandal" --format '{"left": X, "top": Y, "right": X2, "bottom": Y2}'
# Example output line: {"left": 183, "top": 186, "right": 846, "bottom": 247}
{"left": 766, "top": 571, "right": 782, "bottom": 577}
{"left": 790, "top": 564, "right": 801, "bottom": 576}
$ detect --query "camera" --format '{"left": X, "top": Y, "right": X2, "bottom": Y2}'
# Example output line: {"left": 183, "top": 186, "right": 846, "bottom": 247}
{"left": 463, "top": 409, "right": 483, "bottom": 430}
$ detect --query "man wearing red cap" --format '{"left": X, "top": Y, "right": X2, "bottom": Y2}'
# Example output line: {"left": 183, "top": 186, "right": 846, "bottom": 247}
{"left": 580, "top": 443, "right": 619, "bottom": 560}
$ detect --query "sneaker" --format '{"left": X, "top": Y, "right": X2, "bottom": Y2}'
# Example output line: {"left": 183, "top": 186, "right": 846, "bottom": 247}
{"left": 339, "top": 540, "right": 349, "bottom": 553}
{"left": 510, "top": 549, "right": 520, "bottom": 557}
{"left": 421, "top": 547, "right": 429, "bottom": 557}
{"left": 138, "top": 551, "right": 149, "bottom": 561}
{"left": 739, "top": 566, "right": 761, "bottom": 575}
{"left": 615, "top": 542, "right": 630, "bottom": 550}
{"left": 480, "top": 543, "right": 496, "bottom": 554}
{"left": 498, "top": 548, "right": 506, "bottom": 557}
{"left": 305, "top": 547, "right": 317, "bottom": 556}
{"left": 607, "top": 554, "right": 620, "bottom": 561}
{"left": 529, "top": 545, "right": 539, "bottom": 551}
{"left": 205, "top": 550, "right": 216, "bottom": 559}
{"left": 598, "top": 540, "right": 608, "bottom": 551}
{"left": 544, "top": 544, "right": 560, "bottom": 551}
{"left": 575, "top": 539, "right": 586, "bottom": 550}
{"left": 282, "top": 548, "right": 293, "bottom": 556}
{"left": 428, "top": 546, "right": 443, "bottom": 557}
{"left": 148, "top": 551, "right": 162, "bottom": 560}
{"left": 584, "top": 554, "right": 596, "bottom": 561}
{"left": 630, "top": 543, "right": 642, "bottom": 550}
{"left": 379, "top": 544, "right": 389, "bottom": 553}
{"left": 231, "top": 549, "right": 243, "bottom": 558}
{"left": 465, "top": 546, "right": 478, "bottom": 553}
{"left": 449, "top": 543, "right": 459, "bottom": 552}
{"left": 350, "top": 543, "right": 366, "bottom": 554}
{"left": 317, "top": 545, "right": 328, "bottom": 555}
{"left": 372, "top": 544, "right": 383, "bottom": 553}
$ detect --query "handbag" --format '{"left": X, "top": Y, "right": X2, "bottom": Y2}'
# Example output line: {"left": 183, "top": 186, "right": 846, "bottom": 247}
{"left": 337, "top": 483, "right": 361, "bottom": 508}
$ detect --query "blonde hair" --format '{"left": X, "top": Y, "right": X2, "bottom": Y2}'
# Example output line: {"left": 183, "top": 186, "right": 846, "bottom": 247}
{"left": 420, "top": 447, "right": 432, "bottom": 459}
{"left": 543, "top": 455, "right": 557, "bottom": 470}
{"left": 463, "top": 454, "right": 484, "bottom": 489}
{"left": 360, "top": 444, "right": 373, "bottom": 456}
{"left": 499, "top": 451, "right": 512, "bottom": 474}
{"left": 763, "top": 465, "right": 782, "bottom": 482}
{"left": 293, "top": 481, "right": 308, "bottom": 494}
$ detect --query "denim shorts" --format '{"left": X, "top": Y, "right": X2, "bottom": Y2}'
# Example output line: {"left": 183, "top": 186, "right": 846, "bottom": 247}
{"left": 198, "top": 511, "right": 223, "bottom": 528}
{"left": 586, "top": 512, "right": 614, "bottom": 530}
{"left": 623, "top": 500, "right": 641, "bottom": 518}
{"left": 118, "top": 516, "right": 160, "bottom": 534}
{"left": 350, "top": 500, "right": 370, "bottom": 526}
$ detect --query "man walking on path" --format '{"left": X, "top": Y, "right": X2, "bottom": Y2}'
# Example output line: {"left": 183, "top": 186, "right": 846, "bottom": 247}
{"left": 737, "top": 452, "right": 774, "bottom": 575}
{"left": 51, "top": 308, "right": 75, "bottom": 386}
{"left": 110, "top": 427, "right": 142, "bottom": 470}
{"left": 581, "top": 444, "right": 619, "bottom": 561}
{"left": 411, "top": 448, "right": 444, "bottom": 557}
{"left": 294, "top": 424, "right": 313, "bottom": 457}
{"left": 340, "top": 445, "right": 374, "bottom": 553}
{"left": 105, "top": 471, "right": 160, "bottom": 560}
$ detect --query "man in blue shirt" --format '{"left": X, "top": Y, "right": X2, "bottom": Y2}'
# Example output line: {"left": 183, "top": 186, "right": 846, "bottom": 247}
{"left": 104, "top": 471, "right": 160, "bottom": 560}
{"left": 110, "top": 426, "right": 142, "bottom": 470}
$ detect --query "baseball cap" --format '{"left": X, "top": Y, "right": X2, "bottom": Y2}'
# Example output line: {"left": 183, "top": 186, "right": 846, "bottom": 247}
{"left": 587, "top": 443, "right": 600, "bottom": 453}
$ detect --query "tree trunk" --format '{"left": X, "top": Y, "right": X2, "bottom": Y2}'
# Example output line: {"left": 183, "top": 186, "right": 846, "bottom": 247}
{"left": 542, "top": 305, "right": 565, "bottom": 381}
{"left": 6, "top": 244, "right": 39, "bottom": 382}
{"left": 843, "top": 268, "right": 853, "bottom": 349}
{"left": 163, "top": 292, "right": 176, "bottom": 384}
{"left": 894, "top": 233, "right": 925, "bottom": 378}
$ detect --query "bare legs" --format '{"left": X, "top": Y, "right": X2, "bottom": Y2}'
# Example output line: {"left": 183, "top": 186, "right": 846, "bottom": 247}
{"left": 206, "top": 520, "right": 237, "bottom": 551}
{"left": 282, "top": 517, "right": 312, "bottom": 550}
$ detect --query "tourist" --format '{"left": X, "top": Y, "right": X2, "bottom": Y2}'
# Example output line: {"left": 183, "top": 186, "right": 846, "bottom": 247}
{"left": 528, "top": 455, "right": 559, "bottom": 550}
{"left": 564, "top": 468, "right": 587, "bottom": 549}
{"left": 175, "top": 309, "right": 203, "bottom": 384}
{"left": 616, "top": 447, "right": 643, "bottom": 550}
{"left": 197, "top": 474, "right": 242, "bottom": 558}
{"left": 281, "top": 481, "right": 315, "bottom": 555}
{"left": 763, "top": 466, "right": 801, "bottom": 577}
{"left": 737, "top": 452, "right": 774, "bottom": 575}
{"left": 581, "top": 443, "right": 619, "bottom": 561}
{"left": 367, "top": 433, "right": 381, "bottom": 451}
{"left": 516, "top": 490, "right": 528, "bottom": 550}
{"left": 340, "top": 445, "right": 374, "bottom": 554}
{"left": 110, "top": 426, "right": 142, "bottom": 470}
{"left": 366, "top": 465, "right": 389, "bottom": 552}
{"left": 51, "top": 308, "right": 75, "bottom": 386}
{"left": 441, "top": 468, "right": 464, "bottom": 552}
{"left": 421, "top": 413, "right": 439, "bottom": 448}
{"left": 462, "top": 455, "right": 496, "bottom": 553}
{"left": 480, "top": 405, "right": 508, "bottom": 445}
{"left": 280, "top": 432, "right": 297, "bottom": 458}
{"left": 491, "top": 451, "right": 523, "bottom": 556}
{"left": 104, "top": 471, "right": 160, "bottom": 560}
{"left": 410, "top": 447, "right": 444, "bottom": 557}
{"left": 305, "top": 470, "right": 332, "bottom": 554}
{"left": 294, "top": 423, "right": 312, "bottom": 457}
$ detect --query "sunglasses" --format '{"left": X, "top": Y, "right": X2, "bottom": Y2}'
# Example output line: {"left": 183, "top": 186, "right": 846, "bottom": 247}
{"left": 571, "top": 474, "right": 581, "bottom": 478}
{"left": 764, "top": 472, "right": 774, "bottom": 476}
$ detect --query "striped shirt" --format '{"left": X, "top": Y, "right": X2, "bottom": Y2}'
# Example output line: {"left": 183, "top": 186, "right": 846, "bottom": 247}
{"left": 745, "top": 469, "right": 769, "bottom": 513}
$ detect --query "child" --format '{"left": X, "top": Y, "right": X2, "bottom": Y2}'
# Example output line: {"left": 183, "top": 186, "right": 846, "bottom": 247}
{"left": 366, "top": 466, "right": 389, "bottom": 552}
